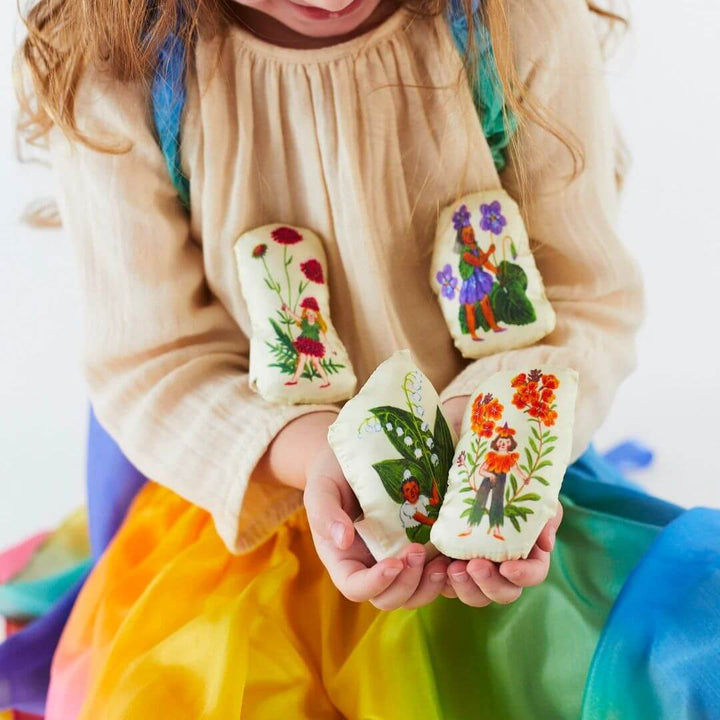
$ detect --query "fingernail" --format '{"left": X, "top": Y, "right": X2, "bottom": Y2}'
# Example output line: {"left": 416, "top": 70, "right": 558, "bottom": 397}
{"left": 331, "top": 522, "right": 345, "bottom": 548}
{"left": 384, "top": 565, "right": 403, "bottom": 579}
{"left": 451, "top": 572, "right": 469, "bottom": 583}
{"left": 430, "top": 572, "right": 446, "bottom": 583}
{"left": 407, "top": 552, "right": 425, "bottom": 568}
{"left": 549, "top": 527, "right": 557, "bottom": 551}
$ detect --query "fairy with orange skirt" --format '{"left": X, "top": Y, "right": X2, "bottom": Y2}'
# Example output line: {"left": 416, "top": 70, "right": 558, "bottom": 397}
{"left": 282, "top": 297, "right": 333, "bottom": 388}
{"left": 461, "top": 423, "right": 529, "bottom": 541}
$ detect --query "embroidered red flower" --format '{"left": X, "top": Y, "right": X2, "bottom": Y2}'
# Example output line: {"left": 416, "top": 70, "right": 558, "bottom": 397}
{"left": 300, "top": 259, "right": 324, "bottom": 284}
{"left": 252, "top": 243, "right": 267, "bottom": 258}
{"left": 271, "top": 226, "right": 303, "bottom": 245}
{"left": 542, "top": 374, "right": 559, "bottom": 390}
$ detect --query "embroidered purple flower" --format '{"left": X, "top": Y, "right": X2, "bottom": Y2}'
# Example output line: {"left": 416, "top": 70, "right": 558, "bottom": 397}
{"left": 452, "top": 204, "right": 472, "bottom": 231}
{"left": 435, "top": 264, "right": 458, "bottom": 300}
{"left": 480, "top": 200, "right": 507, "bottom": 235}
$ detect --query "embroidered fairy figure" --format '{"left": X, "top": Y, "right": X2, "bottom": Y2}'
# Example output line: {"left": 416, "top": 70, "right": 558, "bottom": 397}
{"left": 281, "top": 297, "right": 333, "bottom": 388}
{"left": 399, "top": 473, "right": 441, "bottom": 530}
{"left": 453, "top": 204, "right": 505, "bottom": 341}
{"left": 460, "top": 422, "right": 529, "bottom": 540}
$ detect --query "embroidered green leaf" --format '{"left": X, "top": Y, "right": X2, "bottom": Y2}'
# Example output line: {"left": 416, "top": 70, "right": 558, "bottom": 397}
{"left": 510, "top": 473, "right": 518, "bottom": 495}
{"left": 433, "top": 408, "right": 455, "bottom": 497}
{"left": 513, "top": 493, "right": 541, "bottom": 503}
{"left": 528, "top": 437, "right": 538, "bottom": 454}
{"left": 531, "top": 425, "right": 541, "bottom": 441}
{"left": 509, "top": 516, "right": 521, "bottom": 532}
{"left": 534, "top": 476, "right": 550, "bottom": 486}
{"left": 534, "top": 460, "right": 553, "bottom": 471}
{"left": 370, "top": 406, "right": 427, "bottom": 466}
{"left": 490, "top": 262, "right": 536, "bottom": 326}
{"left": 541, "top": 446, "right": 555, "bottom": 458}
{"left": 524, "top": 448, "right": 534, "bottom": 469}
{"left": 405, "top": 523, "right": 432, "bottom": 544}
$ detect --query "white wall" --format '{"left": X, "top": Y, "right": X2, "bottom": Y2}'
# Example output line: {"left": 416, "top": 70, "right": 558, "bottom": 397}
{"left": 1, "top": 0, "right": 719, "bottom": 548}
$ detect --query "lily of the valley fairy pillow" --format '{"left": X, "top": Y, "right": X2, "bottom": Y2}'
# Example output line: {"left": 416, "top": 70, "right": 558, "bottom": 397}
{"left": 234, "top": 224, "right": 356, "bottom": 405}
{"left": 431, "top": 367, "right": 578, "bottom": 562}
{"left": 328, "top": 350, "right": 456, "bottom": 561}
{"left": 431, "top": 189, "right": 556, "bottom": 358}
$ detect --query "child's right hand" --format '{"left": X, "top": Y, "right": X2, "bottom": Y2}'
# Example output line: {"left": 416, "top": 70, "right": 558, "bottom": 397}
{"left": 304, "top": 446, "right": 452, "bottom": 610}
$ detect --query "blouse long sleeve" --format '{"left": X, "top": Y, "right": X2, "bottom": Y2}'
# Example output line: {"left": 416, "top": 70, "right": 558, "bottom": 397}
{"left": 50, "top": 70, "right": 337, "bottom": 552}
{"left": 440, "top": 0, "right": 644, "bottom": 461}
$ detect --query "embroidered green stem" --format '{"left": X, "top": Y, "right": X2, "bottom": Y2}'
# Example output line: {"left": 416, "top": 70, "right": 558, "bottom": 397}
{"left": 401, "top": 371, "right": 439, "bottom": 496}
{"left": 508, "top": 417, "right": 544, "bottom": 504}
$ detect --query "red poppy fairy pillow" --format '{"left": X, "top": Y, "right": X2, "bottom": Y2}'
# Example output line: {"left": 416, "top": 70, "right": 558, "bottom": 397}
{"left": 234, "top": 224, "right": 357, "bottom": 405}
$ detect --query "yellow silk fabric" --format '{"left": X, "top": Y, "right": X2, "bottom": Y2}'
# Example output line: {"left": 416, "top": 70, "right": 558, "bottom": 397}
{"left": 49, "top": 482, "right": 443, "bottom": 720}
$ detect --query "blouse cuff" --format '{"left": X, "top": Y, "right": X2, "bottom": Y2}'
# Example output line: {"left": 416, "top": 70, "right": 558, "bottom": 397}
{"left": 217, "top": 404, "right": 339, "bottom": 554}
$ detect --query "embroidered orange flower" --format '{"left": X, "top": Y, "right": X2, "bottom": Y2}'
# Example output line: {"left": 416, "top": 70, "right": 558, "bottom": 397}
{"left": 542, "top": 408, "right": 558, "bottom": 426}
{"left": 510, "top": 369, "right": 561, "bottom": 427}
{"left": 471, "top": 393, "right": 504, "bottom": 438}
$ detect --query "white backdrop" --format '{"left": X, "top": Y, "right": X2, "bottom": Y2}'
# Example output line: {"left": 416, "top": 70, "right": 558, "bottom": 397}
{"left": 1, "top": 0, "right": 719, "bottom": 548}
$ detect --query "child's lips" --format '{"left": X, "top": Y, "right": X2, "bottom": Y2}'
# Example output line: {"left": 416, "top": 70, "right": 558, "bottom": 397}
{"left": 290, "top": 0, "right": 365, "bottom": 20}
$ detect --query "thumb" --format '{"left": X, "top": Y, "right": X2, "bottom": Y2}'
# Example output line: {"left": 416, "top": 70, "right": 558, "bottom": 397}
{"left": 304, "top": 462, "right": 356, "bottom": 551}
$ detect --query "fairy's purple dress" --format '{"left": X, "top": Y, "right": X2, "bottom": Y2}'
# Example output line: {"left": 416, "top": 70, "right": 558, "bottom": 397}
{"left": 458, "top": 246, "right": 495, "bottom": 306}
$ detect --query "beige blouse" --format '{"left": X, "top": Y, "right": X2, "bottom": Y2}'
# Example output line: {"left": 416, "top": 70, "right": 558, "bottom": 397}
{"left": 49, "top": 0, "right": 643, "bottom": 553}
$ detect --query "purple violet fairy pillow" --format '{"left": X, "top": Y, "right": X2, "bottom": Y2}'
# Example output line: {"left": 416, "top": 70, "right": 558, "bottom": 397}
{"left": 430, "top": 189, "right": 555, "bottom": 359}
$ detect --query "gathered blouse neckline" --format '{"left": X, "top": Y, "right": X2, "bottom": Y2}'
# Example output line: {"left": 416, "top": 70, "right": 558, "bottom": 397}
{"left": 227, "top": 5, "right": 416, "bottom": 64}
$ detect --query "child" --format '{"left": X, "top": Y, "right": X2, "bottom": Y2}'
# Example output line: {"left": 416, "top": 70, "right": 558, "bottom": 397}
{"left": 6, "top": 0, "right": 719, "bottom": 716}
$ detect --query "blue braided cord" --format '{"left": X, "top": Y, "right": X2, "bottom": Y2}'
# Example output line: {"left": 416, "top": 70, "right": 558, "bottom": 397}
{"left": 151, "top": 27, "right": 191, "bottom": 209}
{"left": 447, "top": 0, "right": 517, "bottom": 172}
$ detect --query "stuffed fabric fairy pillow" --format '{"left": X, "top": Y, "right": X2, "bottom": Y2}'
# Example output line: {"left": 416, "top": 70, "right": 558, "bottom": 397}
{"left": 234, "top": 224, "right": 357, "bottom": 405}
{"left": 431, "top": 189, "right": 556, "bottom": 358}
{"left": 431, "top": 367, "right": 578, "bottom": 562}
{"left": 328, "top": 351, "right": 456, "bottom": 561}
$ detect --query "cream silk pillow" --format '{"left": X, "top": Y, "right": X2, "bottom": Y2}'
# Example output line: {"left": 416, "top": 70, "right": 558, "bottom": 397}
{"left": 431, "top": 367, "right": 578, "bottom": 562}
{"left": 328, "top": 351, "right": 456, "bottom": 561}
{"left": 430, "top": 189, "right": 556, "bottom": 359}
{"left": 234, "top": 224, "right": 357, "bottom": 405}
